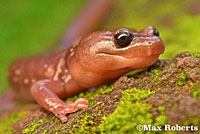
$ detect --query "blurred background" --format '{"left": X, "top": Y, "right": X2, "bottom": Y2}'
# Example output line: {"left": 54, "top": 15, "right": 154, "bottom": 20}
{"left": 0, "top": 0, "right": 200, "bottom": 94}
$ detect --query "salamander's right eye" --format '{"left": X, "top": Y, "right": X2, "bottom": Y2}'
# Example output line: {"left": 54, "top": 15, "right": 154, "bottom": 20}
{"left": 114, "top": 29, "right": 133, "bottom": 47}
{"left": 153, "top": 27, "right": 159, "bottom": 36}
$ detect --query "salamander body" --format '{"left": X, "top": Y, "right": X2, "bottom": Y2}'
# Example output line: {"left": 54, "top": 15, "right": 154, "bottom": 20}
{"left": 9, "top": 26, "right": 164, "bottom": 122}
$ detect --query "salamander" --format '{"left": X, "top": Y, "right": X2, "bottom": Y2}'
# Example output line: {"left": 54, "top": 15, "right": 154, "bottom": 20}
{"left": 8, "top": 26, "right": 164, "bottom": 122}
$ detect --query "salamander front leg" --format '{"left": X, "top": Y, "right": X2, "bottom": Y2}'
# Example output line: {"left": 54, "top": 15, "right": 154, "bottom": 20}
{"left": 30, "top": 80, "right": 88, "bottom": 123}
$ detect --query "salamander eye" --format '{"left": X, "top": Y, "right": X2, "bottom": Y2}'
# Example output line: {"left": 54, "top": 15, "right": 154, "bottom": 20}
{"left": 153, "top": 28, "right": 159, "bottom": 36}
{"left": 114, "top": 30, "right": 133, "bottom": 47}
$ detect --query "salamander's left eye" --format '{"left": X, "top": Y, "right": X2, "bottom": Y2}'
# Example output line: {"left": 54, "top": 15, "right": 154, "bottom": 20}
{"left": 114, "top": 30, "right": 133, "bottom": 47}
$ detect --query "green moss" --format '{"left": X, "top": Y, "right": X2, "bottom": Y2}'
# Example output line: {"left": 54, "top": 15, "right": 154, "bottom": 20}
{"left": 191, "top": 52, "right": 200, "bottom": 58}
{"left": 154, "top": 76, "right": 161, "bottom": 82}
{"left": 72, "top": 88, "right": 158, "bottom": 133}
{"left": 158, "top": 105, "right": 165, "bottom": 113}
{"left": 78, "top": 114, "right": 97, "bottom": 133}
{"left": 170, "top": 104, "right": 177, "bottom": 110}
{"left": 183, "top": 116, "right": 200, "bottom": 126}
{"left": 184, "top": 83, "right": 200, "bottom": 125}
{"left": 177, "top": 73, "right": 187, "bottom": 86}
{"left": 170, "top": 63, "right": 175, "bottom": 67}
{"left": 124, "top": 86, "right": 128, "bottom": 89}
{"left": 0, "top": 110, "right": 29, "bottom": 134}
{"left": 125, "top": 68, "right": 147, "bottom": 77}
{"left": 154, "top": 106, "right": 167, "bottom": 126}
{"left": 177, "top": 80, "right": 185, "bottom": 87}
{"left": 121, "top": 88, "right": 156, "bottom": 102}
{"left": 72, "top": 111, "right": 102, "bottom": 134}
{"left": 42, "top": 130, "right": 48, "bottom": 134}
{"left": 23, "top": 124, "right": 40, "bottom": 134}
{"left": 54, "top": 117, "right": 62, "bottom": 124}
{"left": 190, "top": 83, "right": 200, "bottom": 99}
{"left": 23, "top": 118, "right": 48, "bottom": 134}
{"left": 98, "top": 102, "right": 153, "bottom": 134}
{"left": 65, "top": 84, "right": 114, "bottom": 104}
{"left": 36, "top": 118, "right": 47, "bottom": 123}
{"left": 149, "top": 69, "right": 161, "bottom": 76}
{"left": 154, "top": 115, "right": 167, "bottom": 126}
{"left": 97, "top": 88, "right": 156, "bottom": 134}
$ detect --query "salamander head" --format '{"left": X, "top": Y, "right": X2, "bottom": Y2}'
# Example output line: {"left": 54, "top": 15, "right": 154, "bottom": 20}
{"left": 74, "top": 26, "right": 165, "bottom": 73}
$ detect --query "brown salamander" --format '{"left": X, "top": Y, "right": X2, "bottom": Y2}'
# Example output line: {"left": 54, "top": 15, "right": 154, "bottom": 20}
{"left": 9, "top": 26, "right": 164, "bottom": 122}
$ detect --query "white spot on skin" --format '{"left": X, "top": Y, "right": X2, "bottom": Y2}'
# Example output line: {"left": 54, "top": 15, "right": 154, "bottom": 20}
{"left": 32, "top": 79, "right": 36, "bottom": 83}
{"left": 64, "top": 75, "right": 71, "bottom": 83}
{"left": 44, "top": 98, "right": 62, "bottom": 110}
{"left": 47, "top": 67, "right": 52, "bottom": 72}
{"left": 70, "top": 51, "right": 75, "bottom": 57}
{"left": 70, "top": 48, "right": 74, "bottom": 52}
{"left": 58, "top": 69, "right": 62, "bottom": 73}
{"left": 24, "top": 78, "right": 29, "bottom": 84}
{"left": 15, "top": 69, "right": 21, "bottom": 75}
{"left": 65, "top": 70, "right": 68, "bottom": 73}
{"left": 45, "top": 65, "right": 54, "bottom": 77}
{"left": 44, "top": 64, "right": 48, "bottom": 68}
{"left": 53, "top": 58, "right": 65, "bottom": 81}
{"left": 61, "top": 76, "right": 66, "bottom": 80}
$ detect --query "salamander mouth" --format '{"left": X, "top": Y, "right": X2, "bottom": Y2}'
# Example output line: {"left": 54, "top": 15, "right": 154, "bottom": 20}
{"left": 96, "top": 40, "right": 165, "bottom": 58}
{"left": 96, "top": 47, "right": 163, "bottom": 58}
{"left": 97, "top": 51, "right": 162, "bottom": 58}
{"left": 96, "top": 52, "right": 160, "bottom": 71}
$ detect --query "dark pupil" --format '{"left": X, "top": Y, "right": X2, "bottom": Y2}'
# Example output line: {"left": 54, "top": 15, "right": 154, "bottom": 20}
{"left": 120, "top": 35, "right": 126, "bottom": 40}
{"left": 114, "top": 32, "right": 133, "bottom": 47}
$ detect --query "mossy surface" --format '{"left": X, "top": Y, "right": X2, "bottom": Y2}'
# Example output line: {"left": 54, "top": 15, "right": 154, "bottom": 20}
{"left": 154, "top": 106, "right": 167, "bottom": 126}
{"left": 65, "top": 84, "right": 114, "bottom": 105}
{"left": 192, "top": 52, "right": 200, "bottom": 58}
{"left": 23, "top": 118, "right": 48, "bottom": 134}
{"left": 99, "top": 102, "right": 153, "bottom": 134}
{"left": 177, "top": 73, "right": 187, "bottom": 86}
{"left": 76, "top": 112, "right": 101, "bottom": 133}
{"left": 191, "top": 83, "right": 200, "bottom": 99}
{"left": 97, "top": 88, "right": 155, "bottom": 134}
{"left": 70, "top": 88, "right": 160, "bottom": 134}
{"left": 149, "top": 69, "right": 161, "bottom": 76}
{"left": 0, "top": 110, "right": 29, "bottom": 134}
{"left": 23, "top": 124, "right": 40, "bottom": 134}
{"left": 97, "top": 89, "right": 168, "bottom": 134}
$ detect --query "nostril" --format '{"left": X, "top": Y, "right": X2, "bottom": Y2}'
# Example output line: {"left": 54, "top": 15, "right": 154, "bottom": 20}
{"left": 153, "top": 28, "right": 159, "bottom": 36}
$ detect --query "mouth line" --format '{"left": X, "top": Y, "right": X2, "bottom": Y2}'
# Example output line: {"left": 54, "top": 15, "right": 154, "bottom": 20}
{"left": 96, "top": 52, "right": 162, "bottom": 58}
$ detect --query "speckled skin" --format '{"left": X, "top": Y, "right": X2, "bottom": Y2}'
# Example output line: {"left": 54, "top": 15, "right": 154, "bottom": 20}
{"left": 8, "top": 26, "right": 164, "bottom": 122}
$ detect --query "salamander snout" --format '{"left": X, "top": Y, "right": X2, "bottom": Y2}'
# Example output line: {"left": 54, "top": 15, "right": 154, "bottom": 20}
{"left": 142, "top": 26, "right": 160, "bottom": 36}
